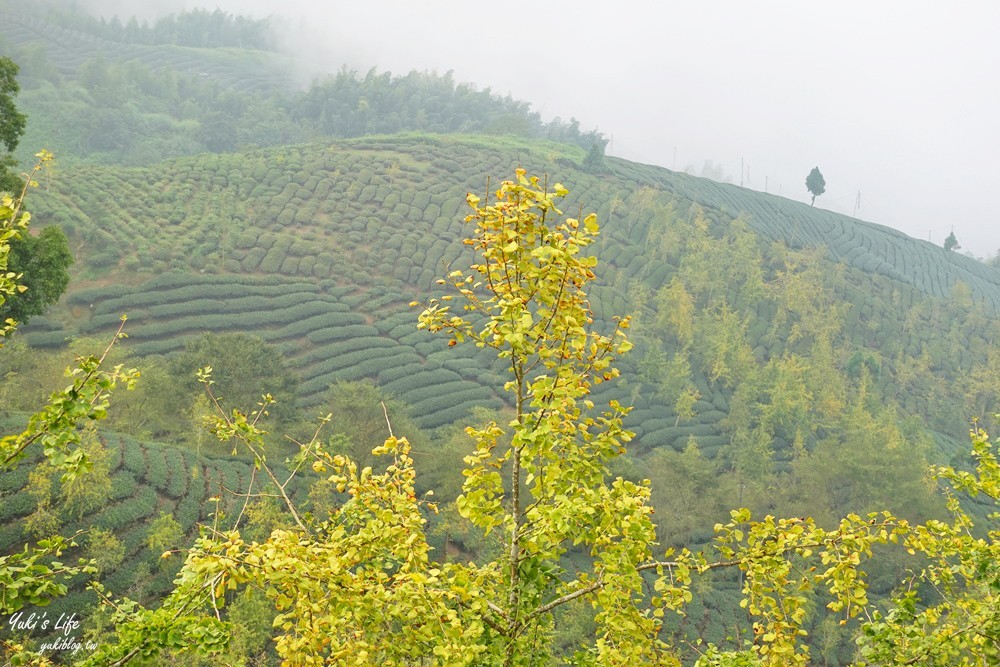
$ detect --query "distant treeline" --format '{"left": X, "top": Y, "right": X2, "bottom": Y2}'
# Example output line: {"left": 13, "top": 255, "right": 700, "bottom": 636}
{"left": 294, "top": 67, "right": 607, "bottom": 151}
{"left": 16, "top": 5, "right": 606, "bottom": 155}
{"left": 12, "top": 43, "right": 606, "bottom": 166}
{"left": 40, "top": 6, "right": 278, "bottom": 51}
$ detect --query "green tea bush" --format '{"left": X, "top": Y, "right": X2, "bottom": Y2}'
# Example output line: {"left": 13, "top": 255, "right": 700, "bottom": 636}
{"left": 145, "top": 446, "right": 169, "bottom": 491}
{"left": 305, "top": 323, "right": 381, "bottom": 344}
{"left": 117, "top": 522, "right": 153, "bottom": 560}
{"left": 376, "top": 311, "right": 416, "bottom": 335}
{"left": 221, "top": 466, "right": 242, "bottom": 497}
{"left": 270, "top": 313, "right": 364, "bottom": 340}
{"left": 313, "top": 258, "right": 333, "bottom": 277}
{"left": 440, "top": 198, "right": 460, "bottom": 220}
{"left": 417, "top": 397, "right": 504, "bottom": 430}
{"left": 175, "top": 491, "right": 202, "bottom": 532}
{"left": 305, "top": 336, "right": 397, "bottom": 361}
{"left": 122, "top": 443, "right": 146, "bottom": 475}
{"left": 411, "top": 190, "right": 431, "bottom": 210}
{"left": 414, "top": 339, "right": 446, "bottom": 357}
{"left": 381, "top": 368, "right": 461, "bottom": 397}
{"left": 79, "top": 312, "right": 131, "bottom": 333}
{"left": 417, "top": 268, "right": 435, "bottom": 290}
{"left": 132, "top": 338, "right": 188, "bottom": 355}
{"left": 199, "top": 476, "right": 222, "bottom": 520}
{"left": 141, "top": 298, "right": 226, "bottom": 319}
{"left": 0, "top": 492, "right": 34, "bottom": 523}
{"left": 93, "top": 485, "right": 158, "bottom": 531}
{"left": 440, "top": 243, "right": 467, "bottom": 270}
{"left": 101, "top": 561, "right": 138, "bottom": 593}
{"left": 300, "top": 344, "right": 400, "bottom": 380}
{"left": 165, "top": 449, "right": 188, "bottom": 499}
{"left": 94, "top": 280, "right": 320, "bottom": 314}
{"left": 0, "top": 465, "right": 30, "bottom": 494}
{"left": 327, "top": 352, "right": 422, "bottom": 384}
{"left": 259, "top": 247, "right": 285, "bottom": 273}
{"left": 404, "top": 382, "right": 492, "bottom": 413}
{"left": 382, "top": 192, "right": 400, "bottom": 209}
{"left": 360, "top": 294, "right": 405, "bottom": 312}
{"left": 376, "top": 361, "right": 424, "bottom": 384}
{"left": 358, "top": 185, "right": 378, "bottom": 203}
{"left": 129, "top": 302, "right": 344, "bottom": 339}
{"left": 108, "top": 472, "right": 139, "bottom": 502}
{"left": 20, "top": 330, "right": 69, "bottom": 348}
{"left": 0, "top": 522, "right": 25, "bottom": 552}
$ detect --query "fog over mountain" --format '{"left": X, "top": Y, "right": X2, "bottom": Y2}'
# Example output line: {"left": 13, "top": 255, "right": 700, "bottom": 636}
{"left": 67, "top": 0, "right": 1000, "bottom": 255}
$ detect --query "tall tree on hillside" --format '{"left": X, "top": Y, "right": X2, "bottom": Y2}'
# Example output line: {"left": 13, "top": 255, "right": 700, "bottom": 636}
{"left": 0, "top": 56, "right": 27, "bottom": 194}
{"left": 944, "top": 230, "right": 960, "bottom": 252}
{"left": 806, "top": 166, "right": 826, "bottom": 206}
{"left": 0, "top": 57, "right": 73, "bottom": 327}
{"left": 0, "top": 225, "right": 73, "bottom": 325}
{"left": 173, "top": 333, "right": 300, "bottom": 427}
{"left": 582, "top": 139, "right": 607, "bottom": 173}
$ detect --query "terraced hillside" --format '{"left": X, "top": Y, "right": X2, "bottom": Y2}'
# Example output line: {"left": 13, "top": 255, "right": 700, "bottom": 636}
{"left": 17, "top": 134, "right": 1000, "bottom": 461}
{"left": 0, "top": 420, "right": 268, "bottom": 624}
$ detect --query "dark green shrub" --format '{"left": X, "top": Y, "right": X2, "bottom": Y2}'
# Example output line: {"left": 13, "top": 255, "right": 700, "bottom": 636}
{"left": 146, "top": 446, "right": 169, "bottom": 490}
{"left": 92, "top": 485, "right": 158, "bottom": 531}
{"left": 305, "top": 324, "right": 381, "bottom": 344}
{"left": 123, "top": 443, "right": 146, "bottom": 475}
{"left": 0, "top": 492, "right": 34, "bottom": 523}
{"left": 165, "top": 450, "right": 189, "bottom": 499}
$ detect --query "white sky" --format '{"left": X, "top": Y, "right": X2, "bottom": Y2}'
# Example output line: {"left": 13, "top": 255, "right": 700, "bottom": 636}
{"left": 85, "top": 1, "right": 1000, "bottom": 254}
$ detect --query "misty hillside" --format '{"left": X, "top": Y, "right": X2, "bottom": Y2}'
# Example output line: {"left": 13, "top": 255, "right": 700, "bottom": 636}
{"left": 3, "top": 5, "right": 1000, "bottom": 664}
{"left": 0, "top": 9, "right": 295, "bottom": 90}
{"left": 0, "top": 2, "right": 604, "bottom": 171}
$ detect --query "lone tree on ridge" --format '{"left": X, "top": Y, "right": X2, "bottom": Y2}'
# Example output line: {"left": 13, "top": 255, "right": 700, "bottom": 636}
{"left": 806, "top": 166, "right": 826, "bottom": 206}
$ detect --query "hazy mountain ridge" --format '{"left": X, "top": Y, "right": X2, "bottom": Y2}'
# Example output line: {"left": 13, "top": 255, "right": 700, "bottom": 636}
{"left": 0, "top": 7, "right": 297, "bottom": 92}
{"left": 607, "top": 156, "right": 1000, "bottom": 309}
